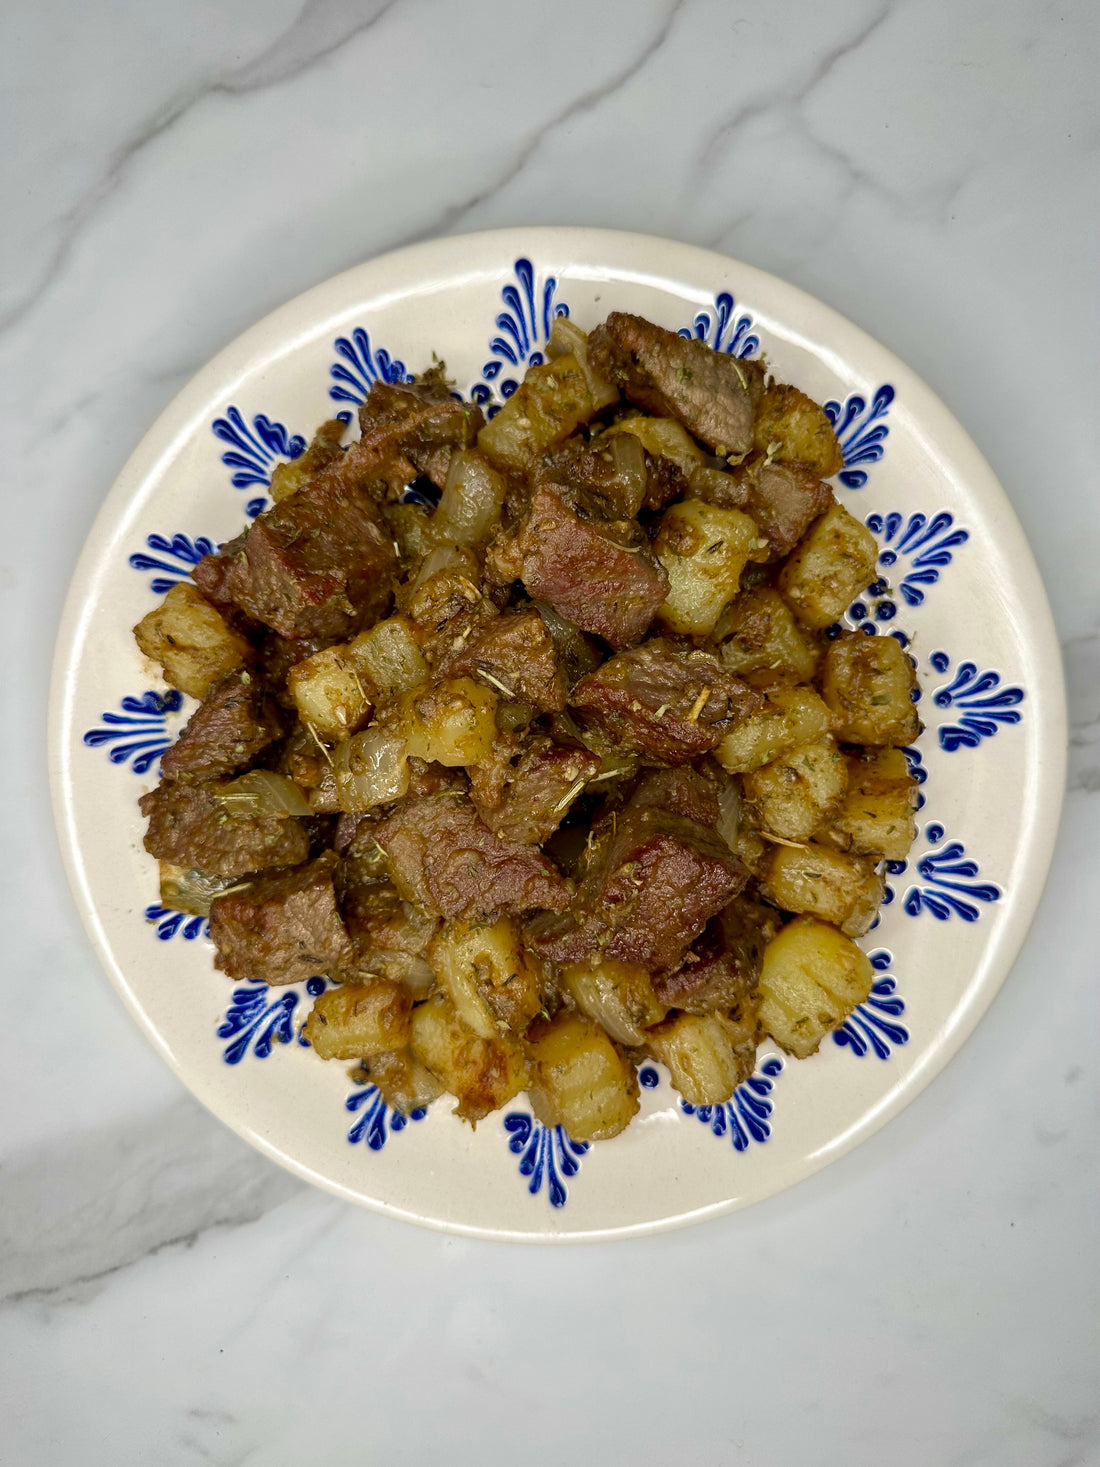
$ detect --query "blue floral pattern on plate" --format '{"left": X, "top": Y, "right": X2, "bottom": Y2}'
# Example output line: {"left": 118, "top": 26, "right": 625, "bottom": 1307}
{"left": 472, "top": 257, "right": 569, "bottom": 407}
{"left": 212, "top": 406, "right": 305, "bottom": 518}
{"left": 328, "top": 328, "right": 411, "bottom": 407}
{"left": 930, "top": 650, "right": 1024, "bottom": 751}
{"left": 833, "top": 950, "right": 908, "bottom": 1058}
{"left": 217, "top": 976, "right": 327, "bottom": 1065}
{"left": 678, "top": 291, "right": 760, "bottom": 358}
{"left": 346, "top": 1085, "right": 427, "bottom": 1151}
{"left": 83, "top": 690, "right": 183, "bottom": 774}
{"left": 824, "top": 385, "right": 894, "bottom": 489}
{"left": 676, "top": 1056, "right": 785, "bottom": 1150}
{"left": 146, "top": 904, "right": 207, "bottom": 941}
{"left": 129, "top": 533, "right": 215, "bottom": 594}
{"left": 503, "top": 1113, "right": 589, "bottom": 1208}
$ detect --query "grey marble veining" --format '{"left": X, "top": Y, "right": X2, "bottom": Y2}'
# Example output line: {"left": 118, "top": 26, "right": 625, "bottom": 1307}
{"left": 3, "top": 1, "right": 1098, "bottom": 1462}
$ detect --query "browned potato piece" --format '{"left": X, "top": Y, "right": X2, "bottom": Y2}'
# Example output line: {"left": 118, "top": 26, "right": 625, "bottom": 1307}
{"left": 134, "top": 582, "right": 252, "bottom": 699}
{"left": 757, "top": 916, "right": 873, "bottom": 1058}
{"left": 410, "top": 993, "right": 530, "bottom": 1123}
{"left": 778, "top": 505, "right": 879, "bottom": 630}
{"left": 349, "top": 615, "right": 429, "bottom": 698}
{"left": 645, "top": 1012, "right": 756, "bottom": 1106}
{"left": 526, "top": 1013, "right": 639, "bottom": 1142}
{"left": 429, "top": 916, "right": 542, "bottom": 1039}
{"left": 303, "top": 980, "right": 412, "bottom": 1061}
{"left": 268, "top": 418, "right": 345, "bottom": 503}
{"left": 821, "top": 633, "right": 920, "bottom": 746}
{"left": 744, "top": 736, "right": 848, "bottom": 842}
{"left": 558, "top": 960, "right": 667, "bottom": 1047}
{"left": 715, "top": 685, "right": 833, "bottom": 773}
{"left": 399, "top": 677, "right": 498, "bottom": 767}
{"left": 477, "top": 353, "right": 617, "bottom": 473}
{"left": 288, "top": 645, "right": 372, "bottom": 743}
{"left": 654, "top": 500, "right": 763, "bottom": 636}
{"left": 714, "top": 587, "right": 821, "bottom": 682}
{"left": 365, "top": 1048, "right": 444, "bottom": 1116}
{"left": 819, "top": 748, "right": 919, "bottom": 860}
{"left": 761, "top": 842, "right": 884, "bottom": 938}
{"left": 753, "top": 383, "right": 844, "bottom": 479}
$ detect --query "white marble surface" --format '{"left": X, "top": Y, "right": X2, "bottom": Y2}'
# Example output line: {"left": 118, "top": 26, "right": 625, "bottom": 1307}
{"left": 3, "top": 1, "right": 1098, "bottom": 1462}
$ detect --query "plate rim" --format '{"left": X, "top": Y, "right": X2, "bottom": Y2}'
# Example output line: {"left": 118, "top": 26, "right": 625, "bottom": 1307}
{"left": 47, "top": 226, "right": 1068, "bottom": 1241}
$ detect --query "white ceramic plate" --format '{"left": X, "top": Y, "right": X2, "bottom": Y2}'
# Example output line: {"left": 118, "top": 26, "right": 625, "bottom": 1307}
{"left": 49, "top": 228, "right": 1066, "bottom": 1241}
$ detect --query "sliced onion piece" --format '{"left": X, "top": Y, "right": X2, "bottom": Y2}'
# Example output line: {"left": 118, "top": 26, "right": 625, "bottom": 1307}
{"left": 214, "top": 770, "right": 313, "bottom": 818}
{"left": 333, "top": 728, "right": 410, "bottom": 812}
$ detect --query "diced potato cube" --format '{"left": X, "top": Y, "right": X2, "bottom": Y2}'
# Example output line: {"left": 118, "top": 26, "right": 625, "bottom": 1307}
{"left": 268, "top": 418, "right": 345, "bottom": 503}
{"left": 605, "top": 415, "right": 704, "bottom": 476}
{"left": 429, "top": 917, "right": 542, "bottom": 1040}
{"left": 715, "top": 685, "right": 833, "bottom": 773}
{"left": 365, "top": 1048, "right": 444, "bottom": 1116}
{"left": 526, "top": 1013, "right": 639, "bottom": 1143}
{"left": 410, "top": 994, "right": 530, "bottom": 1123}
{"left": 288, "top": 645, "right": 372, "bottom": 743}
{"left": 349, "top": 615, "right": 429, "bottom": 699}
{"left": 433, "top": 450, "right": 506, "bottom": 547}
{"left": 743, "top": 736, "right": 848, "bottom": 842}
{"left": 400, "top": 676, "right": 498, "bottom": 767}
{"left": 558, "top": 960, "right": 667, "bottom": 1047}
{"left": 761, "top": 843, "right": 884, "bottom": 938}
{"left": 133, "top": 582, "right": 252, "bottom": 699}
{"left": 654, "top": 500, "right": 762, "bottom": 636}
{"left": 821, "top": 633, "right": 920, "bottom": 746}
{"left": 778, "top": 505, "right": 879, "bottom": 630}
{"left": 477, "top": 353, "right": 618, "bottom": 473}
{"left": 303, "top": 980, "right": 412, "bottom": 1061}
{"left": 645, "top": 1012, "right": 755, "bottom": 1106}
{"left": 753, "top": 383, "right": 844, "bottom": 479}
{"left": 757, "top": 916, "right": 873, "bottom": 1058}
{"left": 819, "top": 748, "right": 919, "bottom": 860}
{"left": 715, "top": 587, "right": 821, "bottom": 682}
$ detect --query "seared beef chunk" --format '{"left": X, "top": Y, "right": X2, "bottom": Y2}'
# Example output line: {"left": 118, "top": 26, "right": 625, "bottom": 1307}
{"left": 720, "top": 457, "right": 833, "bottom": 558}
{"left": 438, "top": 608, "right": 566, "bottom": 712}
{"left": 570, "top": 640, "right": 764, "bottom": 764}
{"left": 588, "top": 312, "right": 764, "bottom": 456}
{"left": 194, "top": 444, "right": 398, "bottom": 640}
{"left": 404, "top": 757, "right": 469, "bottom": 799}
{"left": 643, "top": 452, "right": 692, "bottom": 511}
{"left": 341, "top": 880, "right": 438, "bottom": 986}
{"left": 531, "top": 769, "right": 747, "bottom": 971}
{"left": 140, "top": 782, "right": 309, "bottom": 878}
{"left": 374, "top": 794, "right": 571, "bottom": 920}
{"left": 652, "top": 898, "right": 780, "bottom": 1013}
{"left": 191, "top": 530, "right": 246, "bottom": 607}
{"left": 493, "top": 484, "right": 668, "bottom": 649}
{"left": 160, "top": 671, "right": 284, "bottom": 782}
{"left": 478, "top": 737, "right": 603, "bottom": 846}
{"left": 209, "top": 853, "right": 353, "bottom": 985}
{"left": 357, "top": 377, "right": 485, "bottom": 489}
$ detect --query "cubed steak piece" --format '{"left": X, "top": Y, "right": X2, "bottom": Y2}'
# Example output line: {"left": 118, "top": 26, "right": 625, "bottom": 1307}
{"left": 194, "top": 444, "right": 398, "bottom": 640}
{"left": 438, "top": 608, "right": 566, "bottom": 712}
{"left": 209, "top": 853, "right": 353, "bottom": 985}
{"left": 714, "top": 458, "right": 833, "bottom": 559}
{"left": 374, "top": 794, "right": 572, "bottom": 920}
{"left": 570, "top": 640, "right": 763, "bottom": 765}
{"left": 531, "top": 769, "right": 747, "bottom": 972}
{"left": 139, "top": 781, "right": 309, "bottom": 878}
{"left": 652, "top": 898, "right": 780, "bottom": 1013}
{"left": 479, "top": 738, "right": 603, "bottom": 846}
{"left": 357, "top": 376, "right": 485, "bottom": 488}
{"left": 588, "top": 312, "right": 764, "bottom": 456}
{"left": 494, "top": 484, "right": 668, "bottom": 649}
{"left": 159, "top": 671, "right": 284, "bottom": 782}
